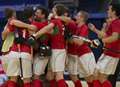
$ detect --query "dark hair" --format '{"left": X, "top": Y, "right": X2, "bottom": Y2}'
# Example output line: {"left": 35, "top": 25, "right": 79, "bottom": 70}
{"left": 54, "top": 4, "right": 66, "bottom": 16}
{"left": 79, "top": 10, "right": 89, "bottom": 22}
{"left": 4, "top": 8, "right": 15, "bottom": 19}
{"left": 110, "top": 3, "right": 120, "bottom": 17}
{"left": 64, "top": 7, "right": 70, "bottom": 16}
{"left": 23, "top": 6, "right": 34, "bottom": 19}
{"left": 36, "top": 5, "right": 48, "bottom": 19}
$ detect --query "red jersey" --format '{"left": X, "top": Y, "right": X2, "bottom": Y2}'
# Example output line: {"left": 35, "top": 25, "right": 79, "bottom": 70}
{"left": 32, "top": 20, "right": 49, "bottom": 45}
{"left": 76, "top": 24, "right": 91, "bottom": 57}
{"left": 104, "top": 19, "right": 120, "bottom": 58}
{"left": 7, "top": 19, "right": 31, "bottom": 54}
{"left": 50, "top": 18, "right": 65, "bottom": 49}
{"left": 67, "top": 21, "right": 78, "bottom": 55}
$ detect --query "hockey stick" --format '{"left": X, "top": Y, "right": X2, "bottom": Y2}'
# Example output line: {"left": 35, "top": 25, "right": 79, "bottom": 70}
{"left": 17, "top": 29, "right": 26, "bottom": 80}
{"left": 72, "top": 35, "right": 120, "bottom": 54}
{"left": 17, "top": 44, "right": 23, "bottom": 80}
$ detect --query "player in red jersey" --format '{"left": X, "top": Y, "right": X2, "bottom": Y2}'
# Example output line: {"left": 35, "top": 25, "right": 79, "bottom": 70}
{"left": 1, "top": 8, "right": 36, "bottom": 87}
{"left": 28, "top": 4, "right": 68, "bottom": 87}
{"left": 71, "top": 11, "right": 96, "bottom": 87}
{"left": 59, "top": 11, "right": 96, "bottom": 87}
{"left": 90, "top": 3, "right": 120, "bottom": 87}
{"left": 31, "top": 6, "right": 50, "bottom": 87}
{"left": 60, "top": 7, "right": 83, "bottom": 87}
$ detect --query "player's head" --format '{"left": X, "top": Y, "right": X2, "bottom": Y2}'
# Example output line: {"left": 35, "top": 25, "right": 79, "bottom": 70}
{"left": 106, "top": 17, "right": 112, "bottom": 25}
{"left": 23, "top": 6, "right": 34, "bottom": 19}
{"left": 108, "top": 3, "right": 120, "bottom": 18}
{"left": 35, "top": 5, "right": 48, "bottom": 19}
{"left": 75, "top": 10, "right": 89, "bottom": 24}
{"left": 52, "top": 4, "right": 66, "bottom": 16}
{"left": 64, "top": 7, "right": 70, "bottom": 17}
{"left": 4, "top": 8, "right": 16, "bottom": 19}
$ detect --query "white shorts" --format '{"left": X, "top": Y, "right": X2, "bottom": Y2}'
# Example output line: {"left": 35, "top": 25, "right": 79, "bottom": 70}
{"left": 50, "top": 49, "right": 66, "bottom": 72}
{"left": 96, "top": 54, "right": 119, "bottom": 75}
{"left": 33, "top": 54, "right": 49, "bottom": 75}
{"left": 1, "top": 51, "right": 32, "bottom": 78}
{"left": 78, "top": 52, "right": 96, "bottom": 77}
{"left": 67, "top": 54, "right": 79, "bottom": 75}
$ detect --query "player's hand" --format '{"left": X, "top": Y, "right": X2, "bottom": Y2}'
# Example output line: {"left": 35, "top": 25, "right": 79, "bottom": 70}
{"left": 48, "top": 13, "right": 54, "bottom": 20}
{"left": 98, "top": 31, "right": 106, "bottom": 38}
{"left": 102, "top": 22, "right": 107, "bottom": 29}
{"left": 27, "top": 34, "right": 36, "bottom": 46}
{"left": 64, "top": 29, "right": 73, "bottom": 40}
{"left": 14, "top": 32, "right": 25, "bottom": 44}
{"left": 88, "top": 23, "right": 96, "bottom": 31}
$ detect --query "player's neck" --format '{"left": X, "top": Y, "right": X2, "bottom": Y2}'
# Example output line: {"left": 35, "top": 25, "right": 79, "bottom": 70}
{"left": 111, "top": 15, "right": 119, "bottom": 21}
{"left": 78, "top": 22, "right": 85, "bottom": 27}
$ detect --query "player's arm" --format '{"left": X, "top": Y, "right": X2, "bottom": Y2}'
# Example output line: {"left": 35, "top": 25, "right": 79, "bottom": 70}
{"left": 88, "top": 23, "right": 106, "bottom": 38}
{"left": 102, "top": 32, "right": 119, "bottom": 44}
{"left": 58, "top": 16, "right": 71, "bottom": 24}
{"left": 33, "top": 23, "right": 54, "bottom": 39}
{"left": 10, "top": 19, "right": 37, "bottom": 31}
{"left": 72, "top": 38, "right": 84, "bottom": 46}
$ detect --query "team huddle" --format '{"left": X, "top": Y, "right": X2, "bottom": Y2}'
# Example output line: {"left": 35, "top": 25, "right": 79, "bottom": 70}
{"left": 0, "top": 3, "right": 120, "bottom": 87}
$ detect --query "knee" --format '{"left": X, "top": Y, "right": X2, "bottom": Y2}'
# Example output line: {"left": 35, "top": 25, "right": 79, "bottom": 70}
{"left": 9, "top": 76, "right": 18, "bottom": 82}
{"left": 46, "top": 70, "right": 55, "bottom": 81}
{"left": 23, "top": 78, "right": 31, "bottom": 83}
{"left": 55, "top": 72, "right": 64, "bottom": 81}
{"left": 34, "top": 74, "right": 40, "bottom": 80}
{"left": 85, "top": 75, "right": 95, "bottom": 82}
{"left": 70, "top": 75, "right": 79, "bottom": 82}
{"left": 98, "top": 74, "right": 108, "bottom": 83}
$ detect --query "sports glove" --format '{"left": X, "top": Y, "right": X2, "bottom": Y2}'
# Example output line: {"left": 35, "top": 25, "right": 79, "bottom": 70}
{"left": 27, "top": 35, "right": 36, "bottom": 46}
{"left": 91, "top": 39, "right": 103, "bottom": 48}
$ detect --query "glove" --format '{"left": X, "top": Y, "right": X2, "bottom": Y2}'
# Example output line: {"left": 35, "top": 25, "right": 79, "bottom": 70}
{"left": 14, "top": 33, "right": 25, "bottom": 44}
{"left": 64, "top": 29, "right": 73, "bottom": 40}
{"left": 27, "top": 35, "right": 36, "bottom": 46}
{"left": 91, "top": 39, "right": 103, "bottom": 48}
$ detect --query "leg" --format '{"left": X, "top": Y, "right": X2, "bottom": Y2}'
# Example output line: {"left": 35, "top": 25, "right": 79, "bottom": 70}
{"left": 33, "top": 55, "right": 49, "bottom": 87}
{"left": 94, "top": 54, "right": 119, "bottom": 87}
{"left": 78, "top": 53, "right": 96, "bottom": 87}
{"left": 67, "top": 54, "right": 82, "bottom": 87}
{"left": 51, "top": 49, "right": 68, "bottom": 87}
{"left": 21, "top": 53, "right": 32, "bottom": 87}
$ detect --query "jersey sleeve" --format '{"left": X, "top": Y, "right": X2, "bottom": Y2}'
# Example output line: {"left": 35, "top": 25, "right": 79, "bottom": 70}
{"left": 112, "top": 21, "right": 120, "bottom": 34}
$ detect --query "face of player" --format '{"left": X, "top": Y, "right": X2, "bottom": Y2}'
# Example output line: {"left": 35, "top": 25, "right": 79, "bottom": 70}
{"left": 64, "top": 12, "right": 69, "bottom": 17}
{"left": 107, "top": 5, "right": 115, "bottom": 18}
{"left": 35, "top": 9, "right": 45, "bottom": 19}
{"left": 12, "top": 12, "right": 16, "bottom": 19}
{"left": 75, "top": 12, "right": 84, "bottom": 24}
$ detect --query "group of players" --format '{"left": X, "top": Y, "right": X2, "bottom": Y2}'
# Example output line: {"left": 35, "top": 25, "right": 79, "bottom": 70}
{"left": 0, "top": 2, "right": 120, "bottom": 87}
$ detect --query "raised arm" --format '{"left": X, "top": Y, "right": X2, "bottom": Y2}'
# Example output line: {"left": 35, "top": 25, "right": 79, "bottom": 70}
{"left": 33, "top": 23, "right": 54, "bottom": 39}
{"left": 10, "top": 19, "right": 37, "bottom": 31}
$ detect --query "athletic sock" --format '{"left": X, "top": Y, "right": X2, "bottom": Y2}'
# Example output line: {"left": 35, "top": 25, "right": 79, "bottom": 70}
{"left": 74, "top": 80, "right": 82, "bottom": 87}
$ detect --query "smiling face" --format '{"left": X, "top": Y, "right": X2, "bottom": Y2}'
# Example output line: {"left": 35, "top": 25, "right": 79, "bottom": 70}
{"left": 75, "top": 12, "right": 85, "bottom": 24}
{"left": 107, "top": 5, "right": 114, "bottom": 18}
{"left": 35, "top": 9, "right": 45, "bottom": 19}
